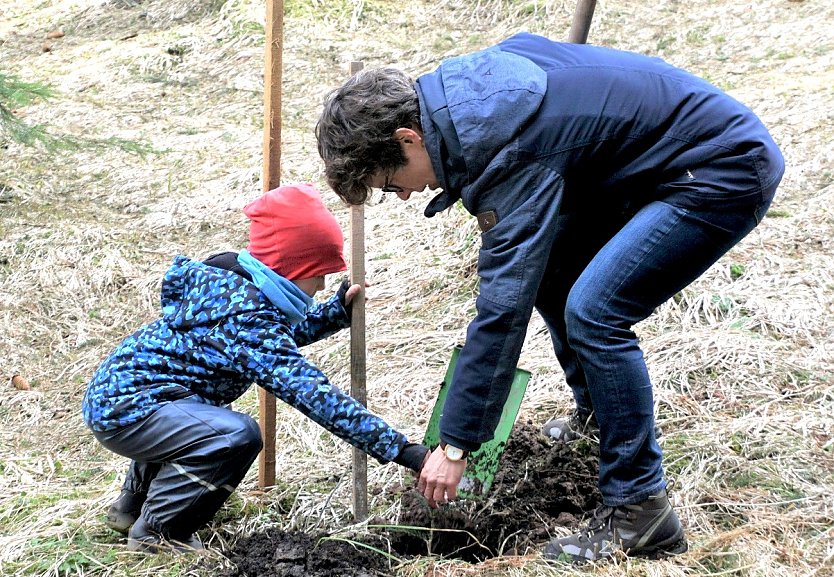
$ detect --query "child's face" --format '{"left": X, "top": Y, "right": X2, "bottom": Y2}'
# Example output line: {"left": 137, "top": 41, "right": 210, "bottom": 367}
{"left": 292, "top": 276, "right": 326, "bottom": 297}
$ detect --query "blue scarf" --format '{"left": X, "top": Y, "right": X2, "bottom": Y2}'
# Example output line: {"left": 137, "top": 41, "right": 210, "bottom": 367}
{"left": 237, "top": 249, "right": 313, "bottom": 326}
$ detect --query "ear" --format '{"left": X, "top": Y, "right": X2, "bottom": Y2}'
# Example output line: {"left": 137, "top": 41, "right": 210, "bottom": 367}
{"left": 394, "top": 127, "right": 423, "bottom": 145}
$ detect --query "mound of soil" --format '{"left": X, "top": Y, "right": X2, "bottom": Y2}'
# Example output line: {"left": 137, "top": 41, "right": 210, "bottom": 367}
{"left": 219, "top": 421, "right": 600, "bottom": 576}
{"left": 383, "top": 419, "right": 601, "bottom": 562}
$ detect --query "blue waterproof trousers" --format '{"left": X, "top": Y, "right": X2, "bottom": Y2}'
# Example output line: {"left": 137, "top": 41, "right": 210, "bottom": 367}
{"left": 94, "top": 398, "right": 262, "bottom": 539}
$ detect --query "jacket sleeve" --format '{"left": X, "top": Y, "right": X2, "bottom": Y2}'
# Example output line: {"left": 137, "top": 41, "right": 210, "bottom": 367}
{"left": 291, "top": 291, "right": 351, "bottom": 347}
{"left": 440, "top": 163, "right": 565, "bottom": 452}
{"left": 234, "top": 317, "right": 406, "bottom": 463}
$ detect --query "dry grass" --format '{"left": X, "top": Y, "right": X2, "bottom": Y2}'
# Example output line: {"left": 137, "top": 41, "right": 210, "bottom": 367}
{"left": 1, "top": 0, "right": 833, "bottom": 575}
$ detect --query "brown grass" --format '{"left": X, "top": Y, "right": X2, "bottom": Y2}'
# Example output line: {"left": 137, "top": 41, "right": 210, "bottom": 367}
{"left": 1, "top": 0, "right": 833, "bottom": 575}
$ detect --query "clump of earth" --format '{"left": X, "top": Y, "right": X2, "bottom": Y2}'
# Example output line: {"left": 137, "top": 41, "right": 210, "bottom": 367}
{"left": 218, "top": 421, "right": 600, "bottom": 576}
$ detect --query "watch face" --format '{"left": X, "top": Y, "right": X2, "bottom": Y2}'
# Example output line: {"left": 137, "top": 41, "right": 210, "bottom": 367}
{"left": 444, "top": 444, "right": 465, "bottom": 461}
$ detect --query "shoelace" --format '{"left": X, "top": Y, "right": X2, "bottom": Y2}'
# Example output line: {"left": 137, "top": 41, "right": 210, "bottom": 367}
{"left": 579, "top": 505, "right": 615, "bottom": 541}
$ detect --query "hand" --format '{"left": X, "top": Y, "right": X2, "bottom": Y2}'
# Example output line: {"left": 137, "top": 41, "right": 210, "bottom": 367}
{"left": 337, "top": 278, "right": 371, "bottom": 307}
{"left": 416, "top": 446, "right": 467, "bottom": 508}
{"left": 344, "top": 283, "right": 363, "bottom": 305}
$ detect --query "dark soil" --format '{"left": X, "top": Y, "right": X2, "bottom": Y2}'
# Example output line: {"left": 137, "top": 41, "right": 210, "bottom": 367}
{"left": 218, "top": 420, "right": 600, "bottom": 576}
{"left": 219, "top": 529, "right": 393, "bottom": 577}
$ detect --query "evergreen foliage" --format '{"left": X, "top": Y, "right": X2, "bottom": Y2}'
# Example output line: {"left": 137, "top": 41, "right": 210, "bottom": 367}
{"left": 0, "top": 72, "right": 151, "bottom": 154}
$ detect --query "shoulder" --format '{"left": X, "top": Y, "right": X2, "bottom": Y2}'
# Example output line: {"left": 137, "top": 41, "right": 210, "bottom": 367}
{"left": 434, "top": 44, "right": 547, "bottom": 109}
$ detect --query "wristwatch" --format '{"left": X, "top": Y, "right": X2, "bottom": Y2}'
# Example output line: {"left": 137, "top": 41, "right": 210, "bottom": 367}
{"left": 440, "top": 441, "right": 469, "bottom": 462}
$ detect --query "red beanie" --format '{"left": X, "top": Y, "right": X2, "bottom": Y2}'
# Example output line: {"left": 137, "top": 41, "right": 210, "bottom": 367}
{"left": 244, "top": 184, "right": 347, "bottom": 280}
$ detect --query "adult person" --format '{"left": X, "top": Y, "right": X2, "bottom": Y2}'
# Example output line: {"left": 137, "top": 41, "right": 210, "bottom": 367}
{"left": 315, "top": 32, "right": 783, "bottom": 562}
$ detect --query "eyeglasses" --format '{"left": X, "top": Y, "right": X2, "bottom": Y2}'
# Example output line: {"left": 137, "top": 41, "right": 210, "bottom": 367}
{"left": 380, "top": 169, "right": 404, "bottom": 194}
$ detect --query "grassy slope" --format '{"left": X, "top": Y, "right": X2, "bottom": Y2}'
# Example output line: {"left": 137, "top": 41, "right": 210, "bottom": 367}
{"left": 1, "top": 0, "right": 832, "bottom": 575}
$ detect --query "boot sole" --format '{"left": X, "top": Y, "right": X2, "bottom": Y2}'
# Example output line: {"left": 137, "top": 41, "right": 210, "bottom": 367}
{"left": 631, "top": 537, "right": 689, "bottom": 559}
{"left": 545, "top": 537, "right": 688, "bottom": 563}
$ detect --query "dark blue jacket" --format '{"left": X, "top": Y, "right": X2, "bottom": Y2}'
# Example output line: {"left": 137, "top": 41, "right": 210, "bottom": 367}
{"left": 416, "top": 32, "right": 784, "bottom": 451}
{"left": 82, "top": 255, "right": 407, "bottom": 463}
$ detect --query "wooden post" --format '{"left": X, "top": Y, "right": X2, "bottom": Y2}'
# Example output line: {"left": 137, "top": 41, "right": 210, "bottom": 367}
{"left": 258, "top": 0, "right": 284, "bottom": 490}
{"left": 348, "top": 60, "right": 368, "bottom": 521}
{"left": 568, "top": 0, "right": 597, "bottom": 44}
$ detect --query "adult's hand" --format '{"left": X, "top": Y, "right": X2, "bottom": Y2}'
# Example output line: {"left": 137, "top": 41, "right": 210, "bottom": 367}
{"left": 417, "top": 446, "right": 467, "bottom": 508}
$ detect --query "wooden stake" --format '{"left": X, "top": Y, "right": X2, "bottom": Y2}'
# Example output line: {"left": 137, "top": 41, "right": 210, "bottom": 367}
{"left": 348, "top": 60, "right": 368, "bottom": 521}
{"left": 258, "top": 0, "right": 284, "bottom": 490}
{"left": 568, "top": 0, "right": 597, "bottom": 44}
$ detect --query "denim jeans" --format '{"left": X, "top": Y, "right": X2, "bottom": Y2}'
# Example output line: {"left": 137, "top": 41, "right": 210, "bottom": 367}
{"left": 535, "top": 183, "right": 776, "bottom": 506}
{"left": 94, "top": 398, "right": 262, "bottom": 538}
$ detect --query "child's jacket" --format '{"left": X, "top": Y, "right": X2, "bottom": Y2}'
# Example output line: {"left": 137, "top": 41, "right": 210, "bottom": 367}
{"left": 82, "top": 255, "right": 406, "bottom": 463}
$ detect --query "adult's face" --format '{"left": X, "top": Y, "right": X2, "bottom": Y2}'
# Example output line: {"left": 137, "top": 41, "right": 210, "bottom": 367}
{"left": 370, "top": 127, "right": 439, "bottom": 200}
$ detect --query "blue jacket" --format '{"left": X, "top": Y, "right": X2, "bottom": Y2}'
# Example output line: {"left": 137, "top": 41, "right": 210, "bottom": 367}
{"left": 416, "top": 32, "right": 784, "bottom": 451}
{"left": 82, "top": 255, "right": 406, "bottom": 464}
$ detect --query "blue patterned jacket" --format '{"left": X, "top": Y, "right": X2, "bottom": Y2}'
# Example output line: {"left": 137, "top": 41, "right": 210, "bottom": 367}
{"left": 82, "top": 254, "right": 407, "bottom": 463}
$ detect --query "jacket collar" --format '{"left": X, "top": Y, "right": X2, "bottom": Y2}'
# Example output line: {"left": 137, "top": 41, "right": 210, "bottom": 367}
{"left": 417, "top": 71, "right": 465, "bottom": 217}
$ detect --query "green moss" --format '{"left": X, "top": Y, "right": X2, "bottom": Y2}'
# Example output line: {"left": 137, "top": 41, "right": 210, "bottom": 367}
{"left": 432, "top": 35, "right": 456, "bottom": 52}
{"left": 685, "top": 26, "right": 710, "bottom": 47}
{"left": 656, "top": 35, "right": 676, "bottom": 52}
{"left": 730, "top": 263, "right": 746, "bottom": 280}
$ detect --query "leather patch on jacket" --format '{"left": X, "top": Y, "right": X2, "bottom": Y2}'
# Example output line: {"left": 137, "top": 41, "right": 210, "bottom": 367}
{"left": 477, "top": 210, "right": 498, "bottom": 233}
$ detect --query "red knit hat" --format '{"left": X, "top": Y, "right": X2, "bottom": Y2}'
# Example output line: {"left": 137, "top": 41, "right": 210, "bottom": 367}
{"left": 244, "top": 184, "right": 347, "bottom": 280}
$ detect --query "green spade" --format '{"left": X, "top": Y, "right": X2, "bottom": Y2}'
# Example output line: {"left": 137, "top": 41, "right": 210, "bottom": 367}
{"left": 422, "top": 346, "right": 531, "bottom": 497}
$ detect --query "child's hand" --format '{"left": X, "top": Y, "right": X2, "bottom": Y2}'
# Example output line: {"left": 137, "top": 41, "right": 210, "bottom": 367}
{"left": 344, "top": 283, "right": 363, "bottom": 305}
{"left": 337, "top": 278, "right": 371, "bottom": 307}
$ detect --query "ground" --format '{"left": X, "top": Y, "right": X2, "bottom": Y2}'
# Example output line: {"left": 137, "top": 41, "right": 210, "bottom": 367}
{"left": 215, "top": 422, "right": 600, "bottom": 575}
{"left": 220, "top": 529, "right": 392, "bottom": 577}
{"left": 1, "top": 1, "right": 833, "bottom": 577}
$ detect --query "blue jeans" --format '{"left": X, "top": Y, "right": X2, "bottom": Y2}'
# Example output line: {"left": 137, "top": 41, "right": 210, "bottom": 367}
{"left": 94, "top": 398, "right": 262, "bottom": 539}
{"left": 535, "top": 184, "right": 776, "bottom": 506}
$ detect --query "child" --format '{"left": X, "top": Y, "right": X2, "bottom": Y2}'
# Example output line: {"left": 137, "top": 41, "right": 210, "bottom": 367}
{"left": 82, "top": 184, "right": 428, "bottom": 553}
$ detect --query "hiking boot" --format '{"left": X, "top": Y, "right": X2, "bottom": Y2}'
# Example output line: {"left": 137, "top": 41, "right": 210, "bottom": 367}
{"left": 127, "top": 516, "right": 204, "bottom": 554}
{"left": 105, "top": 490, "right": 145, "bottom": 535}
{"left": 541, "top": 410, "right": 599, "bottom": 442}
{"left": 544, "top": 489, "right": 687, "bottom": 563}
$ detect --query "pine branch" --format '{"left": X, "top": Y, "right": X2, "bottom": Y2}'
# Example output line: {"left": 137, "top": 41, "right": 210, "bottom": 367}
{"left": 0, "top": 72, "right": 152, "bottom": 155}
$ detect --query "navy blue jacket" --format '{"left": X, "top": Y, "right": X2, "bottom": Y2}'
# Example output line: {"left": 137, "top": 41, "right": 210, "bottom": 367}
{"left": 82, "top": 255, "right": 407, "bottom": 463}
{"left": 416, "top": 32, "right": 784, "bottom": 451}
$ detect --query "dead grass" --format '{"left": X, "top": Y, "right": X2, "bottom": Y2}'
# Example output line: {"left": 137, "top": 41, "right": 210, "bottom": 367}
{"left": 1, "top": 0, "right": 833, "bottom": 575}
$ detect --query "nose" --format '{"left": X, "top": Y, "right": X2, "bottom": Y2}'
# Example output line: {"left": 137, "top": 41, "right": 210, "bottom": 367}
{"left": 396, "top": 190, "right": 412, "bottom": 201}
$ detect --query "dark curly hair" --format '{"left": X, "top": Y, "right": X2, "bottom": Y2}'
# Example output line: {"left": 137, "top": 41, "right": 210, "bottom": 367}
{"left": 316, "top": 68, "right": 421, "bottom": 205}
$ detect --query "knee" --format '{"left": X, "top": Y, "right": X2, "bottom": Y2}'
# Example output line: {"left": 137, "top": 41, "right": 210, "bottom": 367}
{"left": 564, "top": 290, "right": 606, "bottom": 348}
{"left": 227, "top": 414, "right": 263, "bottom": 457}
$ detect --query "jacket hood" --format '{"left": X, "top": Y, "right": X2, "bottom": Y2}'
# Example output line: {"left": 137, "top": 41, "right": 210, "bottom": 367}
{"left": 416, "top": 42, "right": 547, "bottom": 216}
{"left": 161, "top": 255, "right": 264, "bottom": 329}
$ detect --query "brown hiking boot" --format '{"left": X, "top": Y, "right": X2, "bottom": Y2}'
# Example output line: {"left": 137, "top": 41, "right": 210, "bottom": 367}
{"left": 544, "top": 489, "right": 687, "bottom": 563}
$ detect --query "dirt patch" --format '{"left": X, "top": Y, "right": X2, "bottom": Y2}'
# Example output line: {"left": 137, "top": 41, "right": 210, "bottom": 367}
{"left": 221, "top": 529, "right": 392, "bottom": 577}
{"left": 383, "top": 420, "right": 601, "bottom": 561}
{"left": 218, "top": 421, "right": 600, "bottom": 575}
